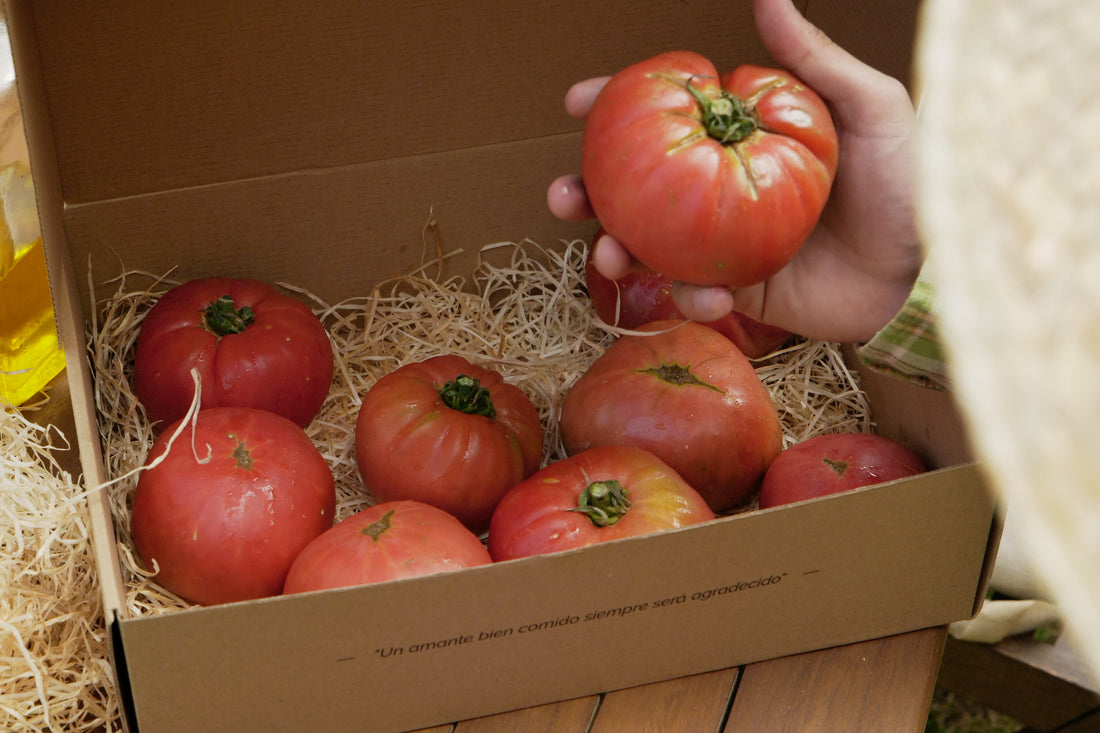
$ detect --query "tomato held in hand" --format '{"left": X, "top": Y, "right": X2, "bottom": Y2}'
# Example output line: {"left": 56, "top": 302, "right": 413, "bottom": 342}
{"left": 355, "top": 355, "right": 543, "bottom": 534}
{"left": 131, "top": 406, "right": 336, "bottom": 606}
{"left": 488, "top": 445, "right": 714, "bottom": 561}
{"left": 133, "top": 277, "right": 334, "bottom": 429}
{"left": 283, "top": 500, "right": 492, "bottom": 594}
{"left": 582, "top": 51, "right": 839, "bottom": 288}
{"left": 758, "top": 433, "right": 927, "bottom": 509}
{"left": 584, "top": 230, "right": 792, "bottom": 359}
{"left": 560, "top": 320, "right": 783, "bottom": 512}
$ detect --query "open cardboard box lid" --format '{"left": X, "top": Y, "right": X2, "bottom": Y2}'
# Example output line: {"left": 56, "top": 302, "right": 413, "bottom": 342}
{"left": 6, "top": 1, "right": 999, "bottom": 731}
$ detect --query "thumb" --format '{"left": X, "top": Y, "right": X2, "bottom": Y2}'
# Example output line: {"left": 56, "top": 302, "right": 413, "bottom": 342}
{"left": 752, "top": 0, "right": 903, "bottom": 127}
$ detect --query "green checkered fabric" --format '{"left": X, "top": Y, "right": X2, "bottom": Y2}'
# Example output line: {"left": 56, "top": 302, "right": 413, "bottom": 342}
{"left": 856, "top": 261, "right": 950, "bottom": 391}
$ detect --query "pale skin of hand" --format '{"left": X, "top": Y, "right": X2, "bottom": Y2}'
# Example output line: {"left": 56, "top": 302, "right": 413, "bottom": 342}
{"left": 547, "top": 0, "right": 921, "bottom": 344}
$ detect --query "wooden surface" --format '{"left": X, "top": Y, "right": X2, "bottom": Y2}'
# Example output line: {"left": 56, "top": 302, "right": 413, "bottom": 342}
{"left": 409, "top": 627, "right": 946, "bottom": 733}
{"left": 939, "top": 632, "right": 1100, "bottom": 732}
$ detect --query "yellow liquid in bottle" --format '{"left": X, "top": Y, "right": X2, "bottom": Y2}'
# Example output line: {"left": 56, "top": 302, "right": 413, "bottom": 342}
{"left": 0, "top": 238, "right": 66, "bottom": 406}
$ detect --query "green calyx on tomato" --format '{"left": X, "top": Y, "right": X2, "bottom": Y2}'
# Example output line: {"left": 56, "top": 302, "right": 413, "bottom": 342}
{"left": 202, "top": 295, "right": 256, "bottom": 337}
{"left": 360, "top": 508, "right": 396, "bottom": 542}
{"left": 684, "top": 78, "right": 757, "bottom": 145}
{"left": 638, "top": 363, "right": 723, "bottom": 393}
{"left": 570, "top": 479, "right": 632, "bottom": 527}
{"left": 439, "top": 374, "right": 496, "bottom": 419}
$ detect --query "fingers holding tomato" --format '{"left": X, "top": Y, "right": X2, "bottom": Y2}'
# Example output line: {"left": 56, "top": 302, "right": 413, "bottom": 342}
{"left": 580, "top": 51, "right": 838, "bottom": 289}
{"left": 583, "top": 230, "right": 792, "bottom": 359}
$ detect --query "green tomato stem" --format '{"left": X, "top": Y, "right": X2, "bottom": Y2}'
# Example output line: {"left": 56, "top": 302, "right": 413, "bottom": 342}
{"left": 685, "top": 79, "right": 758, "bottom": 144}
{"left": 570, "top": 480, "right": 632, "bottom": 527}
{"left": 439, "top": 375, "right": 496, "bottom": 419}
{"left": 202, "top": 295, "right": 256, "bottom": 336}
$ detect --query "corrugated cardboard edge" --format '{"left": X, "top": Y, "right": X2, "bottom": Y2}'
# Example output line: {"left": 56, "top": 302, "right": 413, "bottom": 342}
{"left": 4, "top": 0, "right": 124, "bottom": 618}
{"left": 5, "top": 3, "right": 134, "bottom": 728}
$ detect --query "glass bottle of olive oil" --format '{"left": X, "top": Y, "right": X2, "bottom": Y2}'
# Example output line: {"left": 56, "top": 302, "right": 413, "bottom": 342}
{"left": 0, "top": 162, "right": 65, "bottom": 406}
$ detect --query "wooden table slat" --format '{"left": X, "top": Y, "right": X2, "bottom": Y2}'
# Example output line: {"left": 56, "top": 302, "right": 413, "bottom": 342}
{"left": 590, "top": 667, "right": 740, "bottom": 733}
{"left": 447, "top": 695, "right": 600, "bottom": 733}
{"left": 1054, "top": 708, "right": 1100, "bottom": 733}
{"left": 939, "top": 633, "right": 1100, "bottom": 731}
{"left": 723, "top": 627, "right": 946, "bottom": 733}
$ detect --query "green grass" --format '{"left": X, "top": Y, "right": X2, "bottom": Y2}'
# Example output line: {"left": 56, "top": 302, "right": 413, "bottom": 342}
{"left": 926, "top": 688, "right": 1022, "bottom": 733}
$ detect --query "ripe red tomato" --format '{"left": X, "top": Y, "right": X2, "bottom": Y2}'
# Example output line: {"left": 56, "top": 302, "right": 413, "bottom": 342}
{"left": 582, "top": 51, "right": 839, "bottom": 288}
{"left": 283, "top": 500, "right": 492, "bottom": 594}
{"left": 584, "top": 230, "right": 792, "bottom": 359}
{"left": 133, "top": 277, "right": 334, "bottom": 429}
{"left": 487, "top": 445, "right": 714, "bottom": 561}
{"left": 355, "top": 355, "right": 543, "bottom": 534}
{"left": 758, "top": 433, "right": 927, "bottom": 508}
{"left": 560, "top": 320, "right": 782, "bottom": 512}
{"left": 131, "top": 406, "right": 336, "bottom": 606}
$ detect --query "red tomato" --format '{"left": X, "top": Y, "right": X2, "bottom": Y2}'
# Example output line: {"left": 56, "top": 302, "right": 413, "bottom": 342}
{"left": 582, "top": 51, "right": 839, "bottom": 288}
{"left": 560, "top": 320, "right": 782, "bottom": 512}
{"left": 355, "top": 355, "right": 543, "bottom": 534}
{"left": 758, "top": 433, "right": 927, "bottom": 508}
{"left": 133, "top": 277, "right": 334, "bottom": 429}
{"left": 131, "top": 406, "right": 336, "bottom": 605}
{"left": 283, "top": 500, "right": 492, "bottom": 594}
{"left": 488, "top": 445, "right": 714, "bottom": 561}
{"left": 584, "top": 229, "right": 792, "bottom": 359}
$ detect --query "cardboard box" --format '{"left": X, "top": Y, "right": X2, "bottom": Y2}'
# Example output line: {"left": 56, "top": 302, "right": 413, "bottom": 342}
{"left": 7, "top": 2, "right": 997, "bottom": 731}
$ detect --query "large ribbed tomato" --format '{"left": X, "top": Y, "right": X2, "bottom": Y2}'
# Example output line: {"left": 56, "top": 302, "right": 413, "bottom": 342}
{"left": 355, "top": 355, "right": 543, "bottom": 534}
{"left": 283, "top": 500, "right": 493, "bottom": 594}
{"left": 582, "top": 51, "right": 838, "bottom": 288}
{"left": 133, "top": 277, "right": 334, "bottom": 429}
{"left": 560, "top": 320, "right": 783, "bottom": 512}
{"left": 487, "top": 445, "right": 714, "bottom": 561}
{"left": 131, "top": 406, "right": 336, "bottom": 606}
{"left": 584, "top": 230, "right": 792, "bottom": 359}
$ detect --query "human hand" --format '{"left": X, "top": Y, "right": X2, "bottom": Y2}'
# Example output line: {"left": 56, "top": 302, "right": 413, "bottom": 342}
{"left": 547, "top": 0, "right": 921, "bottom": 344}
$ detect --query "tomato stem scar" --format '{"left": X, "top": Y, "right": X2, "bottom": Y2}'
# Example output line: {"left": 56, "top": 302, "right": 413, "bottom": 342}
{"left": 361, "top": 508, "right": 396, "bottom": 541}
{"left": 638, "top": 363, "right": 723, "bottom": 392}
{"left": 231, "top": 440, "right": 253, "bottom": 469}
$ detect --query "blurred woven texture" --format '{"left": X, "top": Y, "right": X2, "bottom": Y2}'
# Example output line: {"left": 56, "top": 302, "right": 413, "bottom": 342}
{"left": 916, "top": 0, "right": 1100, "bottom": 685}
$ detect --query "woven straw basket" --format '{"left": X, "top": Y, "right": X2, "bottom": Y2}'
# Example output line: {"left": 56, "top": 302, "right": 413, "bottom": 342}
{"left": 916, "top": 0, "right": 1100, "bottom": 682}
